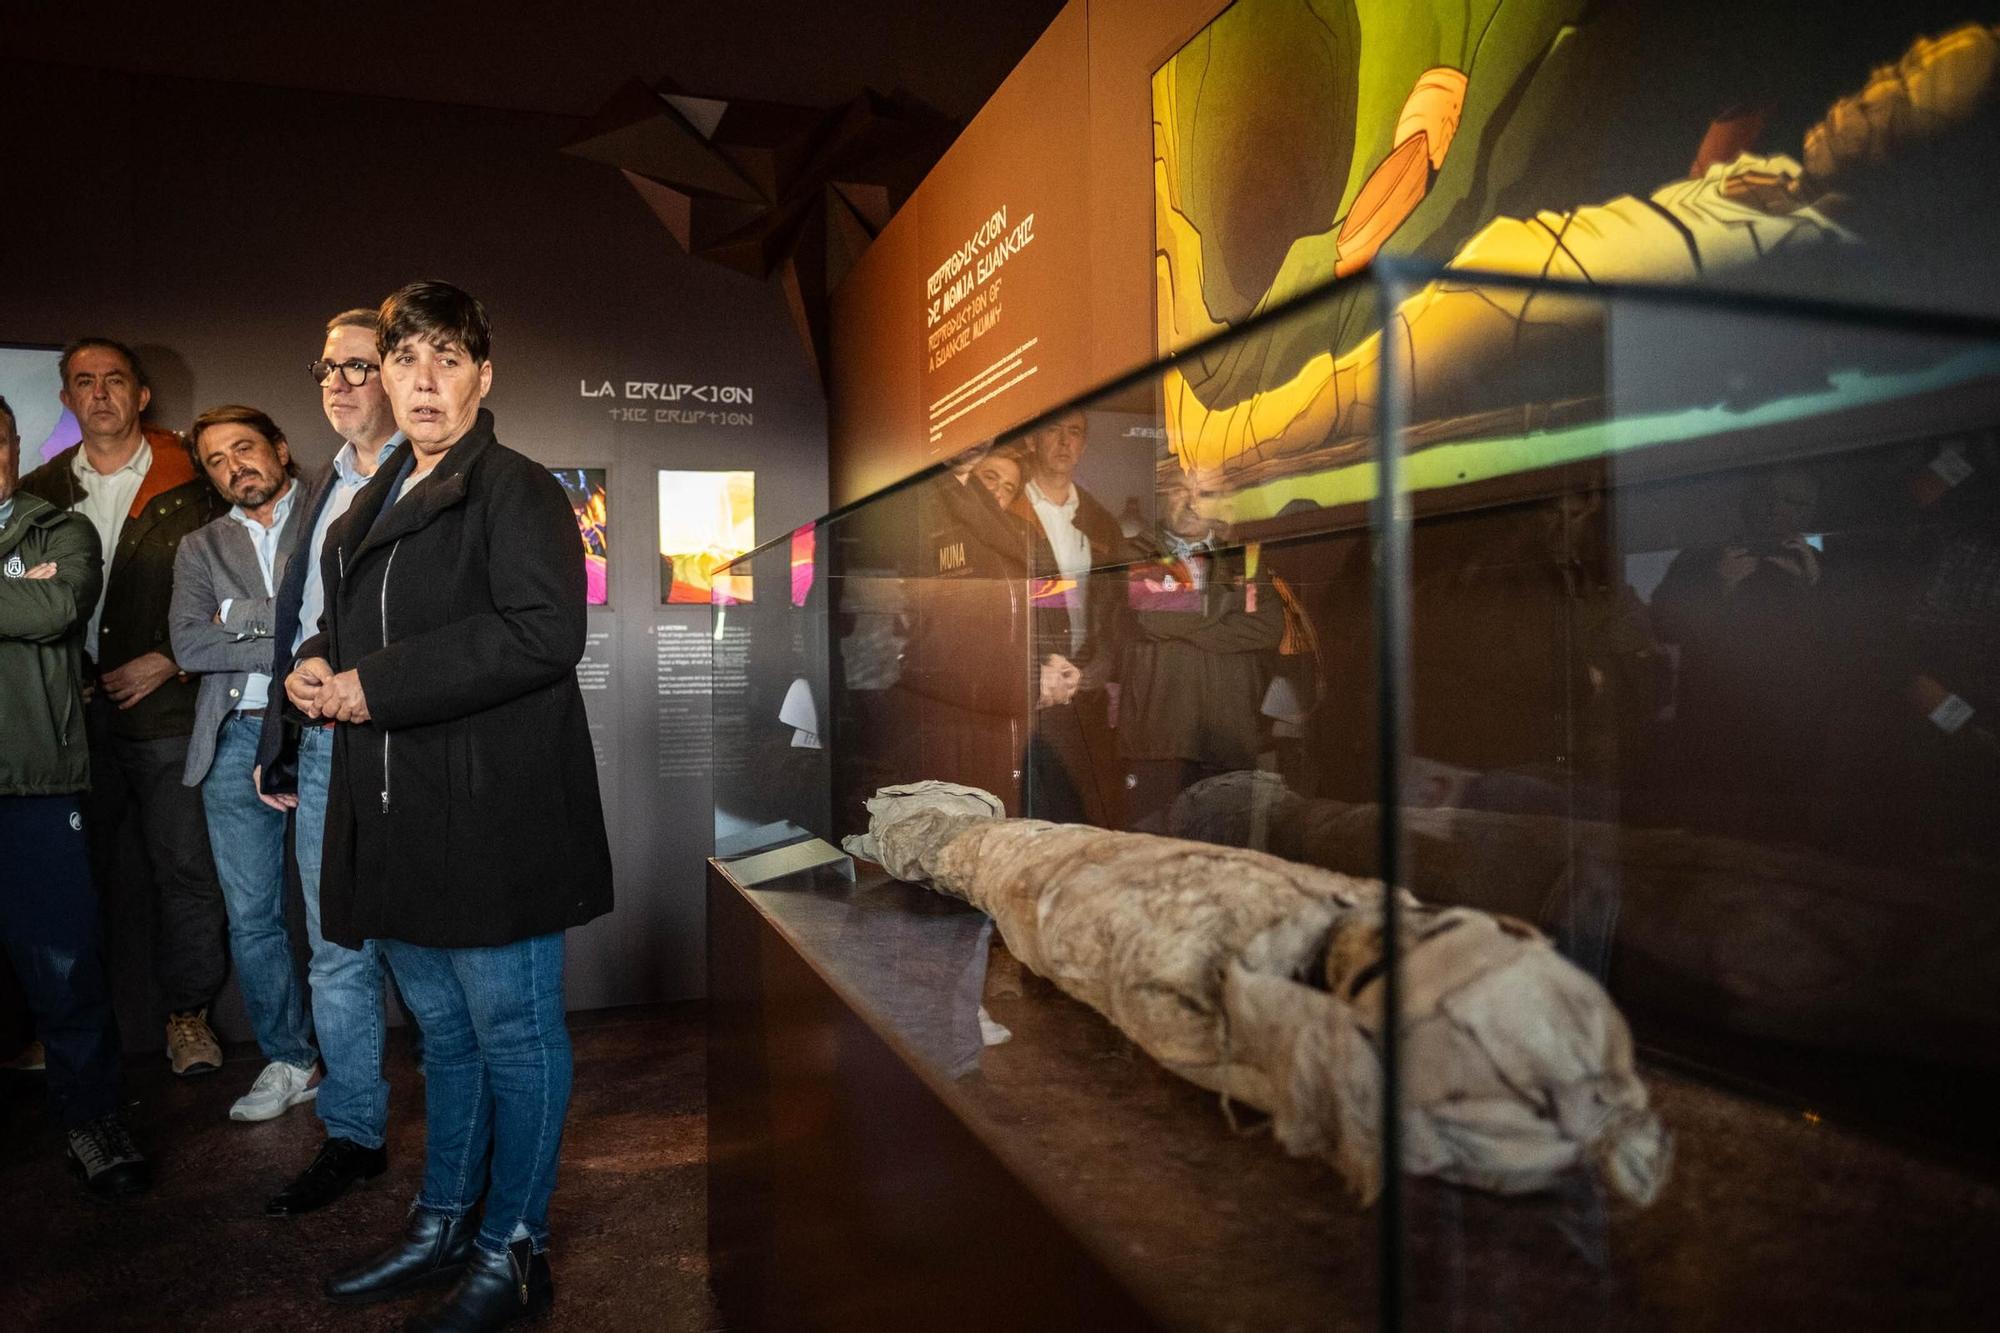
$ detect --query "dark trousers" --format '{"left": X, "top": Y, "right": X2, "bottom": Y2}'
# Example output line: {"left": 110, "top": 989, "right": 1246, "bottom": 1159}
{"left": 1121, "top": 758, "right": 1233, "bottom": 834}
{"left": 0, "top": 795, "right": 123, "bottom": 1127}
{"left": 84, "top": 697, "right": 227, "bottom": 1017}
{"left": 0, "top": 951, "right": 32, "bottom": 1056}
{"left": 1026, "top": 691, "right": 1122, "bottom": 827}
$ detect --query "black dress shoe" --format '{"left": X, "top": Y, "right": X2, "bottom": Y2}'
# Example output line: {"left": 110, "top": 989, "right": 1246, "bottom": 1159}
{"left": 267, "top": 1136, "right": 388, "bottom": 1216}
{"left": 405, "top": 1239, "right": 553, "bottom": 1332}
{"left": 325, "top": 1208, "right": 477, "bottom": 1305}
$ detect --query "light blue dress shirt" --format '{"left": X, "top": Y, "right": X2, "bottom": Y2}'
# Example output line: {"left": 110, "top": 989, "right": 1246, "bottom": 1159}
{"left": 222, "top": 483, "right": 299, "bottom": 712}
{"left": 294, "top": 435, "right": 401, "bottom": 658}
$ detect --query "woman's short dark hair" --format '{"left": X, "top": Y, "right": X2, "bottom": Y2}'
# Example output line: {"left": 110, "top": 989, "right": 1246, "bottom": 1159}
{"left": 377, "top": 281, "right": 491, "bottom": 363}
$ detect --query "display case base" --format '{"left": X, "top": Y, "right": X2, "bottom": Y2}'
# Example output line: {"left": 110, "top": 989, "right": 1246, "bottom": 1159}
{"left": 706, "top": 857, "right": 1160, "bottom": 1331}
{"left": 705, "top": 857, "right": 2000, "bottom": 1331}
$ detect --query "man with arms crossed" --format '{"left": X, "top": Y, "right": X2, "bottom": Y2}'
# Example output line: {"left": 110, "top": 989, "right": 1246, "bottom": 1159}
{"left": 252, "top": 310, "right": 404, "bottom": 1215}
{"left": 0, "top": 393, "right": 147, "bottom": 1196}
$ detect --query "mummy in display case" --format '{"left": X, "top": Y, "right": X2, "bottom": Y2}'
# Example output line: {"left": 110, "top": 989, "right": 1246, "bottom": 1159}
{"left": 843, "top": 781, "right": 1670, "bottom": 1206}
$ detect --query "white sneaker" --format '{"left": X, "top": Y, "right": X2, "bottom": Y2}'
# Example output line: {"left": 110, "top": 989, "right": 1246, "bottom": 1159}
{"left": 229, "top": 1060, "right": 321, "bottom": 1122}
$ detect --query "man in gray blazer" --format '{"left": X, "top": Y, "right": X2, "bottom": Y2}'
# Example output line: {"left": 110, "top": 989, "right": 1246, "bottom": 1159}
{"left": 169, "top": 404, "right": 323, "bottom": 1124}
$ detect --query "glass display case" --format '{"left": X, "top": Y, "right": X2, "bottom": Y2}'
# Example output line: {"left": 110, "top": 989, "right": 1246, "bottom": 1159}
{"left": 709, "top": 264, "right": 2000, "bottom": 1330}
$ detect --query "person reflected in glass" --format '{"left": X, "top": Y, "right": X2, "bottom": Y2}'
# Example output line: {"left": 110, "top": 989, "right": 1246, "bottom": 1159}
{"left": 1118, "top": 469, "right": 1283, "bottom": 829}
{"left": 970, "top": 448, "right": 1023, "bottom": 511}
{"left": 1410, "top": 488, "right": 1660, "bottom": 823}
{"left": 897, "top": 440, "right": 1058, "bottom": 808}
{"left": 1652, "top": 465, "right": 1830, "bottom": 840}
{"left": 1012, "top": 410, "right": 1128, "bottom": 824}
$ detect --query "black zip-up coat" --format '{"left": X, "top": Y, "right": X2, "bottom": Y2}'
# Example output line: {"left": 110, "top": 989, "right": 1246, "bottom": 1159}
{"left": 294, "top": 411, "right": 613, "bottom": 949}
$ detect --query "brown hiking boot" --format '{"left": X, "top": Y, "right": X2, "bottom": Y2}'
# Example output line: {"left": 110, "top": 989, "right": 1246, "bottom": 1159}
{"left": 165, "top": 1011, "right": 222, "bottom": 1076}
{"left": 1, "top": 1039, "right": 46, "bottom": 1072}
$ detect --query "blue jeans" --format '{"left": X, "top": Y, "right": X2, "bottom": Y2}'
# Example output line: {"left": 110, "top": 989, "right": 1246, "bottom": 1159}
{"left": 297, "top": 724, "right": 391, "bottom": 1147}
{"left": 203, "top": 714, "right": 314, "bottom": 1069}
{"left": 379, "top": 933, "right": 571, "bottom": 1254}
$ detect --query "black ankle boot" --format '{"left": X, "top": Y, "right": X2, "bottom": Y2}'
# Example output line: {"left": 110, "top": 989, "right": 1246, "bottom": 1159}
{"left": 325, "top": 1208, "right": 477, "bottom": 1304}
{"left": 406, "top": 1239, "right": 553, "bottom": 1331}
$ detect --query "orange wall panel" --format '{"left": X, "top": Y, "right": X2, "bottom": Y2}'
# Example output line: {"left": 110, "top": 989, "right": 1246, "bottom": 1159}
{"left": 913, "top": 0, "right": 1092, "bottom": 470}
{"left": 829, "top": 0, "right": 1230, "bottom": 505}
{"left": 828, "top": 204, "right": 927, "bottom": 504}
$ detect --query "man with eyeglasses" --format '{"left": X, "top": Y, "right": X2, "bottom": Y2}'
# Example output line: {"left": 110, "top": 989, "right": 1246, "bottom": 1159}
{"left": 17, "top": 338, "right": 231, "bottom": 1078}
{"left": 248, "top": 308, "right": 406, "bottom": 1217}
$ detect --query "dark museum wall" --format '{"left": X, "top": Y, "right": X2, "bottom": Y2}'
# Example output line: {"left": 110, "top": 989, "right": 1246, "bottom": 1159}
{"left": 827, "top": 0, "right": 2000, "bottom": 504}
{"left": 0, "top": 60, "right": 831, "bottom": 1034}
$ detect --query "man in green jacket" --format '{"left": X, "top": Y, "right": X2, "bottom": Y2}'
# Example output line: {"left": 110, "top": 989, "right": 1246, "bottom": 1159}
{"left": 0, "top": 393, "right": 149, "bottom": 1197}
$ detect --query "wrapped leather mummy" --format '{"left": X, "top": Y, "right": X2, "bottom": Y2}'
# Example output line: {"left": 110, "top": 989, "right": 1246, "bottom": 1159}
{"left": 843, "top": 782, "right": 1670, "bottom": 1205}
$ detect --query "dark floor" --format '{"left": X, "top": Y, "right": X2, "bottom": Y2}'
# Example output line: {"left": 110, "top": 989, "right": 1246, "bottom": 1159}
{"left": 0, "top": 1003, "right": 719, "bottom": 1332}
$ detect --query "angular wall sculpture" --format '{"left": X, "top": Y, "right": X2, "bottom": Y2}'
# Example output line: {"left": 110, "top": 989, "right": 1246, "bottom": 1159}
{"left": 565, "top": 78, "right": 958, "bottom": 381}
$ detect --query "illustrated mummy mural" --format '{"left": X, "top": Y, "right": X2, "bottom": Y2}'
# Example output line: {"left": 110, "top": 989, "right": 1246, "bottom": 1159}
{"left": 1154, "top": 6, "right": 2000, "bottom": 520}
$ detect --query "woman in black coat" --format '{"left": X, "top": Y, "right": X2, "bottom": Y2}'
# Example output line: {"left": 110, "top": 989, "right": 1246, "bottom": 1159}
{"left": 288, "top": 281, "right": 610, "bottom": 1331}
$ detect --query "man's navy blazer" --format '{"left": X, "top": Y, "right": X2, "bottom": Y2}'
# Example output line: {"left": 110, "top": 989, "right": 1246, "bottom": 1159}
{"left": 254, "top": 456, "right": 345, "bottom": 795}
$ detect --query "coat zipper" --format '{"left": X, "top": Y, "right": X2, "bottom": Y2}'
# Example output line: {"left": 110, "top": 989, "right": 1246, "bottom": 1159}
{"left": 379, "top": 540, "right": 401, "bottom": 812}
{"left": 330, "top": 542, "right": 345, "bottom": 678}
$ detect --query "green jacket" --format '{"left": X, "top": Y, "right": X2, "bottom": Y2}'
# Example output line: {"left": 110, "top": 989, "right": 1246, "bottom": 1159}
{"left": 0, "top": 492, "right": 103, "bottom": 795}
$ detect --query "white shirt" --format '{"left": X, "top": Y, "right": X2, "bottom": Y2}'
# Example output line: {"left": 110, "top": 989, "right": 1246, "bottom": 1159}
{"left": 294, "top": 436, "right": 401, "bottom": 657}
{"left": 72, "top": 437, "right": 152, "bottom": 661}
{"left": 1026, "top": 478, "right": 1092, "bottom": 648}
{"left": 220, "top": 483, "right": 298, "bottom": 711}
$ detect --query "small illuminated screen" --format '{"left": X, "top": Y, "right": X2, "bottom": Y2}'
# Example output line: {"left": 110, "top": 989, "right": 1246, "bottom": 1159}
{"left": 658, "top": 469, "right": 754, "bottom": 605}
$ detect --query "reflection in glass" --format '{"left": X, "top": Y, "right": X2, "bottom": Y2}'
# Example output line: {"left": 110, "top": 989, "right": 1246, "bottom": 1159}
{"left": 710, "top": 267, "right": 2000, "bottom": 1329}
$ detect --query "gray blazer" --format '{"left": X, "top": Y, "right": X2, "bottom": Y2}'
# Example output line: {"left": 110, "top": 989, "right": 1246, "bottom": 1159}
{"left": 169, "top": 473, "right": 322, "bottom": 786}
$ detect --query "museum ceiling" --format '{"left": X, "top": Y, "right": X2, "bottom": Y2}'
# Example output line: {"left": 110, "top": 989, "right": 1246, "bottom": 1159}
{"left": 3, "top": 0, "right": 1067, "bottom": 124}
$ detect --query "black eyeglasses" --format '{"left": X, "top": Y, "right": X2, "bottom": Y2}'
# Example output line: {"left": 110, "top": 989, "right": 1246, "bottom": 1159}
{"left": 309, "top": 358, "right": 380, "bottom": 387}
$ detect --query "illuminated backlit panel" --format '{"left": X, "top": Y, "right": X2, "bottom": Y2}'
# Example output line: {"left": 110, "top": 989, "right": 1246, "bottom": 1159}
{"left": 0, "top": 345, "right": 76, "bottom": 462}
{"left": 549, "top": 467, "right": 610, "bottom": 606}
{"left": 659, "top": 469, "right": 755, "bottom": 605}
